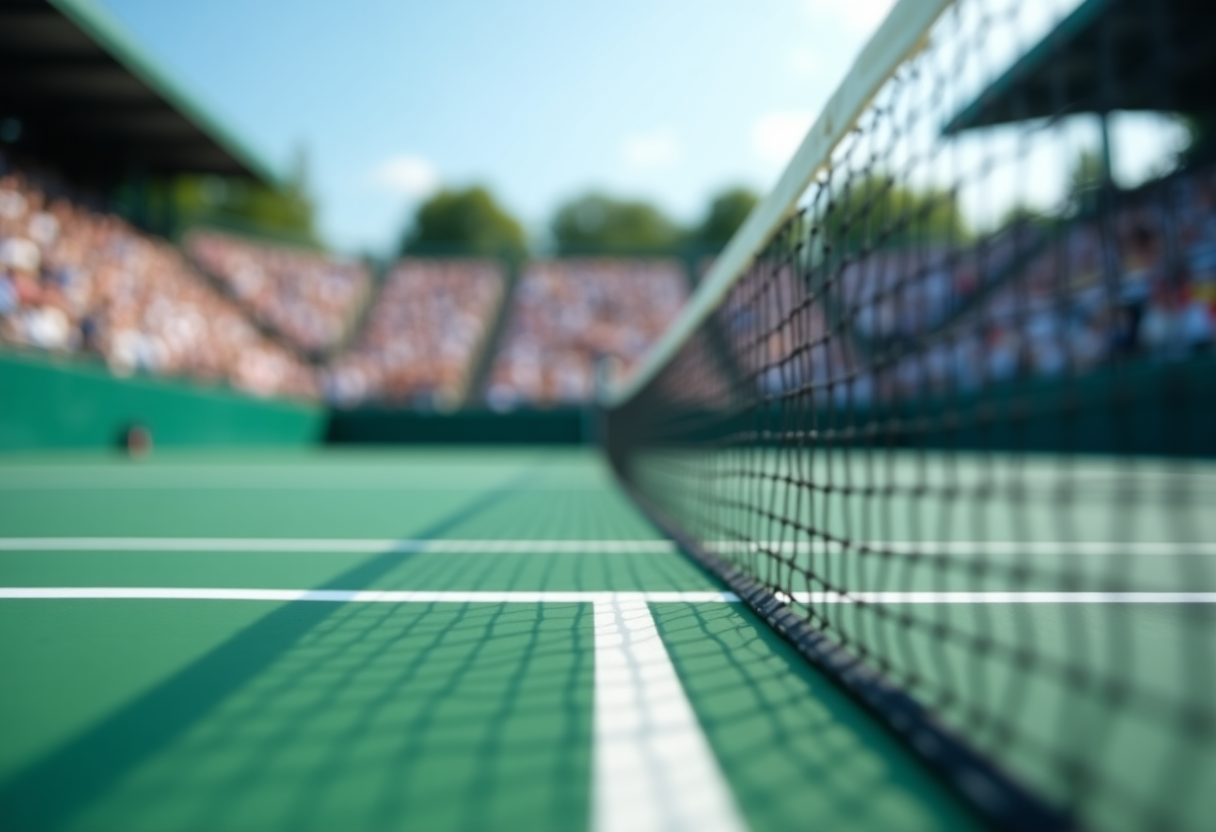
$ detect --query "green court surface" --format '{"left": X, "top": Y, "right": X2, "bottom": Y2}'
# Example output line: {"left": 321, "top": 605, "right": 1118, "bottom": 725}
{"left": 0, "top": 448, "right": 978, "bottom": 832}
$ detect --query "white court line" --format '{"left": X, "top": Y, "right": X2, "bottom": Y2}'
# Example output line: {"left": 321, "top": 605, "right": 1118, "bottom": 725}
{"left": 0, "top": 538, "right": 677, "bottom": 554}
{"left": 3, "top": 538, "right": 1211, "bottom": 556}
{"left": 0, "top": 467, "right": 613, "bottom": 491}
{"left": 592, "top": 598, "right": 746, "bottom": 832}
{"left": 710, "top": 541, "right": 1216, "bottom": 556}
{"left": 0, "top": 588, "right": 737, "bottom": 603}
{"left": 0, "top": 482, "right": 612, "bottom": 492}
{"left": 787, "top": 591, "right": 1216, "bottom": 604}
{"left": 2, "top": 588, "right": 1214, "bottom": 604}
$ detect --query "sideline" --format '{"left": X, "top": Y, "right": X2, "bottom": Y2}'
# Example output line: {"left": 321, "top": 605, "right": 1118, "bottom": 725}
{"left": 592, "top": 598, "right": 746, "bottom": 832}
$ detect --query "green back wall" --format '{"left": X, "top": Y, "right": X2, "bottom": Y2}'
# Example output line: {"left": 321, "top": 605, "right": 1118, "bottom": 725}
{"left": 0, "top": 351, "right": 323, "bottom": 451}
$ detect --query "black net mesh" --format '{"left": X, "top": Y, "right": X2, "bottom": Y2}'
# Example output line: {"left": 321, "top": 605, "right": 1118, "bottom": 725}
{"left": 605, "top": 0, "right": 1216, "bottom": 829}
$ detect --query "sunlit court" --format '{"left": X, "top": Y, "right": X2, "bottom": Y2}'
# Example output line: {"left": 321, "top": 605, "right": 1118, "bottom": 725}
{"left": 2, "top": 0, "right": 1214, "bottom": 830}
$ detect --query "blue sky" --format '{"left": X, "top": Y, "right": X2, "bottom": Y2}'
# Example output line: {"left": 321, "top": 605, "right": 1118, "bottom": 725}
{"left": 98, "top": 0, "right": 897, "bottom": 254}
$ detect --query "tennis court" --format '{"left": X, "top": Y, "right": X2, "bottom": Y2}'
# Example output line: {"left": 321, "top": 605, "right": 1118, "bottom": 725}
{"left": 2, "top": 448, "right": 1213, "bottom": 831}
{"left": 0, "top": 447, "right": 985, "bottom": 832}
{"left": 3, "top": 0, "right": 1214, "bottom": 829}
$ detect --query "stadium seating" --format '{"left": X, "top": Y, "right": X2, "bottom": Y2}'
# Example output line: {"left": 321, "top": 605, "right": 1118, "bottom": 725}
{"left": 883, "top": 165, "right": 1216, "bottom": 398}
{"left": 841, "top": 227, "right": 1035, "bottom": 344}
{"left": 323, "top": 259, "right": 504, "bottom": 408}
{"left": 485, "top": 259, "right": 688, "bottom": 409}
{"left": 7, "top": 149, "right": 1207, "bottom": 415}
{"left": 186, "top": 229, "right": 371, "bottom": 355}
{"left": 728, "top": 166, "right": 1216, "bottom": 406}
{"left": 0, "top": 168, "right": 317, "bottom": 399}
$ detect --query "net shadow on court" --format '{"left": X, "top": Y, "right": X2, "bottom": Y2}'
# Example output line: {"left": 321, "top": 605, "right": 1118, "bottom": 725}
{"left": 602, "top": 0, "right": 1216, "bottom": 827}
{"left": 0, "top": 473, "right": 546, "bottom": 832}
{"left": 654, "top": 602, "right": 982, "bottom": 832}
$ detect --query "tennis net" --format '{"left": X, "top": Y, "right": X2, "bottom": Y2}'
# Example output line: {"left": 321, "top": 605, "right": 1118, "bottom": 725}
{"left": 602, "top": 0, "right": 1216, "bottom": 829}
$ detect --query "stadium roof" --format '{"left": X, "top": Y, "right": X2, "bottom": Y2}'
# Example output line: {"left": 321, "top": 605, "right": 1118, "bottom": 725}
{"left": 0, "top": 0, "right": 280, "bottom": 184}
{"left": 944, "top": 0, "right": 1215, "bottom": 133}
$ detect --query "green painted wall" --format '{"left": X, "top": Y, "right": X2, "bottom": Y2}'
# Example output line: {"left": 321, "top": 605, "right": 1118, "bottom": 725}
{"left": 607, "top": 355, "right": 1216, "bottom": 461}
{"left": 326, "top": 408, "right": 595, "bottom": 445}
{"left": 0, "top": 351, "right": 324, "bottom": 451}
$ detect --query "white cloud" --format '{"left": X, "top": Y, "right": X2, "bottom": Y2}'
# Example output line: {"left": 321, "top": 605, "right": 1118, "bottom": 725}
{"left": 750, "top": 111, "right": 813, "bottom": 165}
{"left": 798, "top": 0, "right": 895, "bottom": 33}
{"left": 371, "top": 154, "right": 439, "bottom": 197}
{"left": 621, "top": 129, "right": 681, "bottom": 169}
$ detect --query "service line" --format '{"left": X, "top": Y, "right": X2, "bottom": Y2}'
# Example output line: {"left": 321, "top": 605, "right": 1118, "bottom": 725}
{"left": 0, "top": 588, "right": 736, "bottom": 603}
{"left": 0, "top": 538, "right": 676, "bottom": 554}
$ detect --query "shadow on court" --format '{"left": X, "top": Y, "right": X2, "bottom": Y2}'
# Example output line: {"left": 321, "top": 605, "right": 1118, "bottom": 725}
{"left": 652, "top": 603, "right": 985, "bottom": 832}
{"left": 0, "top": 467, "right": 595, "bottom": 832}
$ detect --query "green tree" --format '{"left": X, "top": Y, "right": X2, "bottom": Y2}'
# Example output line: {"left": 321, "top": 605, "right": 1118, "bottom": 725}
{"left": 821, "top": 173, "right": 966, "bottom": 251}
{"left": 690, "top": 187, "right": 759, "bottom": 251}
{"left": 400, "top": 186, "right": 527, "bottom": 259}
{"left": 168, "top": 175, "right": 318, "bottom": 248}
{"left": 1067, "top": 148, "right": 1106, "bottom": 216}
{"left": 1179, "top": 114, "right": 1216, "bottom": 167}
{"left": 997, "top": 203, "right": 1053, "bottom": 231}
{"left": 550, "top": 193, "right": 683, "bottom": 255}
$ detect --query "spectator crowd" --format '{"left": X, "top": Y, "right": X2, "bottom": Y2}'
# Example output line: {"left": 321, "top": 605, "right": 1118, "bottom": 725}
{"left": 323, "top": 259, "right": 503, "bottom": 408}
{"left": 844, "top": 225, "right": 1035, "bottom": 345}
{"left": 738, "top": 166, "right": 1216, "bottom": 406}
{"left": 6, "top": 152, "right": 1209, "bottom": 414}
{"left": 886, "top": 165, "right": 1216, "bottom": 398}
{"left": 486, "top": 259, "right": 688, "bottom": 409}
{"left": 187, "top": 229, "right": 370, "bottom": 355}
{"left": 0, "top": 170, "right": 318, "bottom": 399}
{"left": 0, "top": 167, "right": 688, "bottom": 411}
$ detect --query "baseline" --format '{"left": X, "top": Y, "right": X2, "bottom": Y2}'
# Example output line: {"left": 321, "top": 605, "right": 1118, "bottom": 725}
{"left": 3, "top": 588, "right": 1216, "bottom": 604}
{"left": 0, "top": 538, "right": 677, "bottom": 554}
{"left": 0, "top": 588, "right": 738, "bottom": 602}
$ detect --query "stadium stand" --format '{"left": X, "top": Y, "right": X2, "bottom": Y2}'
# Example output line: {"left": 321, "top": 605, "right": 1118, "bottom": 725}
{"left": 322, "top": 259, "right": 504, "bottom": 408}
{"left": 6, "top": 154, "right": 1207, "bottom": 415}
{"left": 0, "top": 162, "right": 318, "bottom": 399}
{"left": 887, "top": 166, "right": 1216, "bottom": 398}
{"left": 0, "top": 0, "right": 278, "bottom": 185}
{"left": 485, "top": 258, "right": 688, "bottom": 409}
{"left": 745, "top": 165, "right": 1216, "bottom": 405}
{"left": 186, "top": 229, "right": 371, "bottom": 356}
{"left": 0, "top": 0, "right": 323, "bottom": 402}
{"left": 843, "top": 224, "right": 1039, "bottom": 345}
